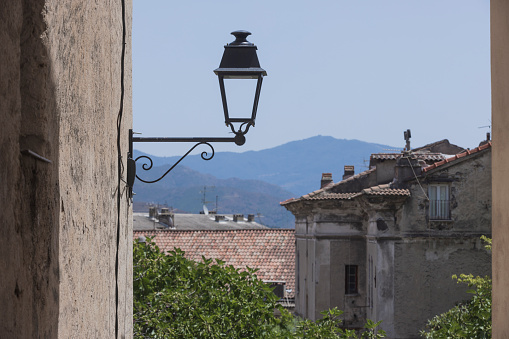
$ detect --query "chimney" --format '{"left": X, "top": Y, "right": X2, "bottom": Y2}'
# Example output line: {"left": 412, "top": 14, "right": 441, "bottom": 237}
{"left": 233, "top": 214, "right": 244, "bottom": 222}
{"left": 343, "top": 166, "right": 355, "bottom": 180}
{"left": 321, "top": 173, "right": 333, "bottom": 188}
{"left": 148, "top": 207, "right": 156, "bottom": 219}
{"left": 394, "top": 156, "right": 422, "bottom": 188}
{"left": 158, "top": 212, "right": 174, "bottom": 228}
{"left": 215, "top": 215, "right": 226, "bottom": 222}
{"left": 479, "top": 132, "right": 491, "bottom": 147}
{"left": 247, "top": 214, "right": 255, "bottom": 222}
{"left": 160, "top": 207, "right": 169, "bottom": 214}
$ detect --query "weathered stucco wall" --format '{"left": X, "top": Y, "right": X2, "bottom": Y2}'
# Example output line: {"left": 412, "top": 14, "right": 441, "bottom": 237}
{"left": 367, "top": 239, "right": 395, "bottom": 336}
{"left": 393, "top": 238, "right": 490, "bottom": 338}
{"left": 0, "top": 1, "right": 132, "bottom": 337}
{"left": 400, "top": 150, "right": 491, "bottom": 235}
{"left": 491, "top": 1, "right": 509, "bottom": 337}
{"left": 0, "top": 2, "right": 60, "bottom": 336}
{"left": 330, "top": 237, "right": 367, "bottom": 328}
{"left": 292, "top": 201, "right": 368, "bottom": 326}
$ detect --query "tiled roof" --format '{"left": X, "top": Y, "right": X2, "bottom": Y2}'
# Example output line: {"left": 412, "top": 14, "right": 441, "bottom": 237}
{"left": 371, "top": 153, "right": 446, "bottom": 161}
{"left": 281, "top": 167, "right": 406, "bottom": 205}
{"left": 281, "top": 185, "right": 409, "bottom": 204}
{"left": 281, "top": 186, "right": 362, "bottom": 205}
{"left": 411, "top": 139, "right": 465, "bottom": 154}
{"left": 133, "top": 229, "right": 296, "bottom": 298}
{"left": 422, "top": 142, "right": 492, "bottom": 173}
{"left": 356, "top": 184, "right": 410, "bottom": 197}
{"left": 305, "top": 193, "right": 357, "bottom": 200}
{"left": 414, "top": 153, "right": 448, "bottom": 161}
{"left": 337, "top": 167, "right": 376, "bottom": 184}
{"left": 370, "top": 153, "right": 400, "bottom": 160}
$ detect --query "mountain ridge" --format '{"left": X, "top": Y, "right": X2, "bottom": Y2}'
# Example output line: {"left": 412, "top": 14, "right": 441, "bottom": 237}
{"left": 133, "top": 135, "right": 398, "bottom": 196}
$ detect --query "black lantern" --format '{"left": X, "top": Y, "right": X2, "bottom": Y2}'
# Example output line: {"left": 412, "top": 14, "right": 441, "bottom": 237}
{"left": 214, "top": 30, "right": 267, "bottom": 146}
{"left": 127, "top": 30, "right": 266, "bottom": 194}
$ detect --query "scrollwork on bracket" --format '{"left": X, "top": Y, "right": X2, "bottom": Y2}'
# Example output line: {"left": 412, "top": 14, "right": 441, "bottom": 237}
{"left": 134, "top": 142, "right": 215, "bottom": 184}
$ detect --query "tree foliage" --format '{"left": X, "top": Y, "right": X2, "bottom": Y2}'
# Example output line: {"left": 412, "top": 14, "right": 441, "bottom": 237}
{"left": 134, "top": 238, "right": 385, "bottom": 338}
{"left": 134, "top": 238, "right": 282, "bottom": 338}
{"left": 420, "top": 237, "right": 492, "bottom": 338}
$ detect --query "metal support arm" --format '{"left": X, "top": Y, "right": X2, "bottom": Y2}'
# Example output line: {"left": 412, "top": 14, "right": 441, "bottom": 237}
{"left": 127, "top": 129, "right": 246, "bottom": 195}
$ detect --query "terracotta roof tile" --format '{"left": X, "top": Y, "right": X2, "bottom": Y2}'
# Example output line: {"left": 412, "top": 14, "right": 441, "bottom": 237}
{"left": 281, "top": 168, "right": 379, "bottom": 207}
{"left": 280, "top": 192, "right": 357, "bottom": 205}
{"left": 134, "top": 229, "right": 295, "bottom": 298}
{"left": 358, "top": 184, "right": 411, "bottom": 197}
{"left": 336, "top": 167, "right": 376, "bottom": 184}
{"left": 423, "top": 142, "right": 491, "bottom": 173}
{"left": 371, "top": 152, "right": 446, "bottom": 161}
{"left": 370, "top": 153, "right": 400, "bottom": 160}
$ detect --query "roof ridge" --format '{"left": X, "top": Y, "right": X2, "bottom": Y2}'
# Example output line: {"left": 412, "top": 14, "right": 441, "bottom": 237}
{"left": 422, "top": 141, "right": 491, "bottom": 173}
{"left": 134, "top": 229, "right": 295, "bottom": 234}
{"left": 359, "top": 184, "right": 410, "bottom": 197}
{"left": 326, "top": 167, "right": 376, "bottom": 189}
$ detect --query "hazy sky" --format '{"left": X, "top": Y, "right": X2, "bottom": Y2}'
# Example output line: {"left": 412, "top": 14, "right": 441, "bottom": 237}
{"left": 133, "top": 0, "right": 490, "bottom": 157}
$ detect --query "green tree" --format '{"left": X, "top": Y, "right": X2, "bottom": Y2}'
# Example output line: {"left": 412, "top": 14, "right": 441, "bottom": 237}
{"left": 134, "top": 238, "right": 385, "bottom": 338}
{"left": 134, "top": 238, "right": 283, "bottom": 338}
{"left": 420, "top": 237, "right": 492, "bottom": 338}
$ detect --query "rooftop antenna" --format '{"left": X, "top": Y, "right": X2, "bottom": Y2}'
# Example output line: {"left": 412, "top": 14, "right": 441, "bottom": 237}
{"left": 404, "top": 129, "right": 411, "bottom": 151}
{"left": 203, "top": 204, "right": 209, "bottom": 215}
{"left": 361, "top": 158, "right": 370, "bottom": 170}
{"left": 478, "top": 119, "right": 491, "bottom": 131}
{"left": 200, "top": 185, "right": 215, "bottom": 204}
{"left": 200, "top": 185, "right": 215, "bottom": 213}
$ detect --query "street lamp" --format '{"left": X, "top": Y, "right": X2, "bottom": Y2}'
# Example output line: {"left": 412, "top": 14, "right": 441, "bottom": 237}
{"left": 127, "top": 31, "right": 266, "bottom": 195}
{"left": 215, "top": 30, "right": 267, "bottom": 146}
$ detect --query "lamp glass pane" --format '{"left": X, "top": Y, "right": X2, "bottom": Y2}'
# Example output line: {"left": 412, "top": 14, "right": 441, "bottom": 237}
{"left": 222, "top": 78, "right": 258, "bottom": 120}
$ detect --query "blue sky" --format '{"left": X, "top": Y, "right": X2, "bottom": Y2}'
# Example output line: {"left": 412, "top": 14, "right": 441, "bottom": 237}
{"left": 133, "top": 0, "right": 490, "bottom": 157}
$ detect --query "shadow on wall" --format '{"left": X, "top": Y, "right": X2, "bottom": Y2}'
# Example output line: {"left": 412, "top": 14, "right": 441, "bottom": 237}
{"left": 1, "top": 1, "right": 60, "bottom": 337}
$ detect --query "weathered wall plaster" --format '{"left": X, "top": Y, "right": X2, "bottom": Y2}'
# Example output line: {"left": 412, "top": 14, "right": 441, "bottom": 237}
{"left": 0, "top": 1, "right": 133, "bottom": 337}
{"left": 393, "top": 239, "right": 490, "bottom": 338}
{"left": 399, "top": 150, "right": 492, "bottom": 235}
{"left": 491, "top": 1, "right": 509, "bottom": 337}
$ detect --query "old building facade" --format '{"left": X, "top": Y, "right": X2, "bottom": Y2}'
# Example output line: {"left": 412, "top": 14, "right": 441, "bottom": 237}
{"left": 282, "top": 140, "right": 491, "bottom": 338}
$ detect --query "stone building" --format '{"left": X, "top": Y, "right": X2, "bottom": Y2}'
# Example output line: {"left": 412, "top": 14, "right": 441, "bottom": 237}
{"left": 282, "top": 140, "right": 491, "bottom": 338}
{"left": 1, "top": 1, "right": 133, "bottom": 337}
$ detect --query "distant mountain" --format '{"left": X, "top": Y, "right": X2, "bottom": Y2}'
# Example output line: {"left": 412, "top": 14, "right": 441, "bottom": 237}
{"left": 132, "top": 164, "right": 295, "bottom": 228}
{"left": 134, "top": 136, "right": 397, "bottom": 197}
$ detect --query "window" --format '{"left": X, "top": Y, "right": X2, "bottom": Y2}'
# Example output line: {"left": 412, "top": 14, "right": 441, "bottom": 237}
{"left": 429, "top": 184, "right": 450, "bottom": 220}
{"left": 345, "top": 265, "right": 358, "bottom": 294}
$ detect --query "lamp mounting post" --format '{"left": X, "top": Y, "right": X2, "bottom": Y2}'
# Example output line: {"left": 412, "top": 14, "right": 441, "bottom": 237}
{"left": 127, "top": 30, "right": 266, "bottom": 196}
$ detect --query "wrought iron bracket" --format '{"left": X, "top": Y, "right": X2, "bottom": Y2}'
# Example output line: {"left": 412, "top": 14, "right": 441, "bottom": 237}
{"left": 127, "top": 129, "right": 246, "bottom": 198}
